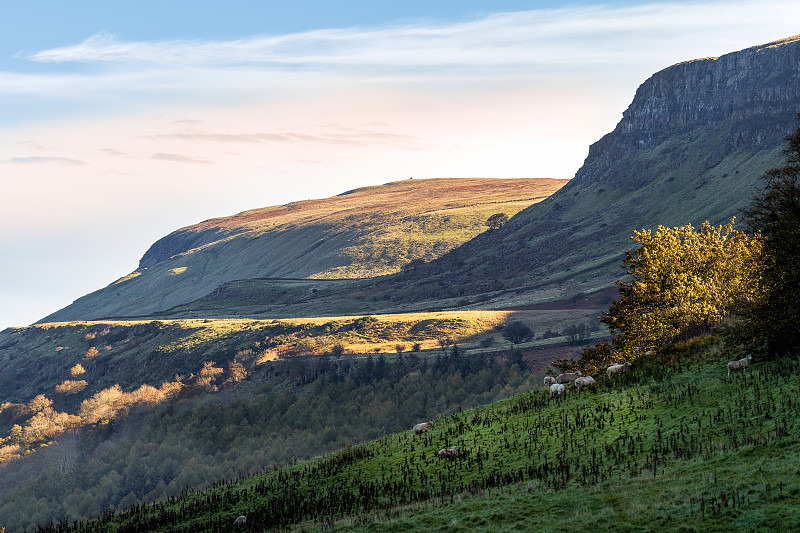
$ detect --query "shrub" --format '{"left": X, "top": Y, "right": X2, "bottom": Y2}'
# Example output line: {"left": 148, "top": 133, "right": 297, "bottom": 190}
{"left": 502, "top": 321, "right": 534, "bottom": 344}
{"left": 55, "top": 380, "right": 87, "bottom": 395}
{"left": 602, "top": 219, "right": 761, "bottom": 358}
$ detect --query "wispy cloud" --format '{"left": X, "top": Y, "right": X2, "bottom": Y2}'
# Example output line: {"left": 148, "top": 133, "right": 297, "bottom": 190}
{"left": 156, "top": 129, "right": 430, "bottom": 149}
{"left": 4, "top": 156, "right": 86, "bottom": 165}
{"left": 151, "top": 152, "right": 213, "bottom": 164}
{"left": 22, "top": 2, "right": 800, "bottom": 71}
{"left": 100, "top": 148, "right": 135, "bottom": 157}
{"left": 0, "top": 0, "right": 794, "bottom": 130}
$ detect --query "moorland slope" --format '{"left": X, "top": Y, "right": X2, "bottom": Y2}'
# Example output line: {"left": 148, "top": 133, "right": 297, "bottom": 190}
{"left": 42, "top": 178, "right": 565, "bottom": 322}
{"left": 112, "top": 35, "right": 800, "bottom": 321}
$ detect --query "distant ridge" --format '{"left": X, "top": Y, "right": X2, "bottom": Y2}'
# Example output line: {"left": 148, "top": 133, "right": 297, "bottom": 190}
{"left": 42, "top": 178, "right": 565, "bottom": 322}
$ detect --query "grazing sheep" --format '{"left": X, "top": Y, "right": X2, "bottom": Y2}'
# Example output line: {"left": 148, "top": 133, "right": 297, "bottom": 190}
{"left": 607, "top": 362, "right": 633, "bottom": 377}
{"left": 727, "top": 355, "right": 753, "bottom": 376}
{"left": 543, "top": 376, "right": 557, "bottom": 386}
{"left": 412, "top": 421, "right": 433, "bottom": 435}
{"left": 438, "top": 445, "right": 459, "bottom": 458}
{"left": 556, "top": 371, "right": 582, "bottom": 384}
{"left": 550, "top": 383, "right": 566, "bottom": 398}
{"left": 575, "top": 376, "right": 596, "bottom": 392}
{"left": 234, "top": 515, "right": 247, "bottom": 526}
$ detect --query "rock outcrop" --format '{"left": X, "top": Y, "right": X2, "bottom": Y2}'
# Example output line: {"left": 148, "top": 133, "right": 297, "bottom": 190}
{"left": 381, "top": 35, "right": 800, "bottom": 303}
{"left": 581, "top": 35, "right": 800, "bottom": 187}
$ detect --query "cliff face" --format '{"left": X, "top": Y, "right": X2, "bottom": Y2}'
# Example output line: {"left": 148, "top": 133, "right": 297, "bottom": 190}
{"left": 378, "top": 35, "right": 800, "bottom": 304}
{"left": 580, "top": 36, "right": 800, "bottom": 186}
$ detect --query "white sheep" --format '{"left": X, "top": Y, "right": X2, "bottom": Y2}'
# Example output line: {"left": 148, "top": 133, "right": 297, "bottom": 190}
{"left": 550, "top": 383, "right": 566, "bottom": 398}
{"left": 727, "top": 355, "right": 753, "bottom": 376}
{"left": 607, "top": 362, "right": 633, "bottom": 377}
{"left": 437, "top": 445, "right": 459, "bottom": 458}
{"left": 412, "top": 421, "right": 433, "bottom": 435}
{"left": 543, "top": 376, "right": 557, "bottom": 386}
{"left": 574, "top": 376, "right": 596, "bottom": 392}
{"left": 556, "top": 371, "right": 582, "bottom": 384}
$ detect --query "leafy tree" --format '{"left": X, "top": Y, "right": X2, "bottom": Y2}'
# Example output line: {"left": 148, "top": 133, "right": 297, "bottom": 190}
{"left": 506, "top": 347, "right": 525, "bottom": 370}
{"left": 501, "top": 321, "right": 534, "bottom": 345}
{"left": 486, "top": 212, "right": 509, "bottom": 230}
{"left": 602, "top": 219, "right": 761, "bottom": 358}
{"left": 437, "top": 337, "right": 454, "bottom": 353}
{"left": 196, "top": 361, "right": 224, "bottom": 392}
{"left": 330, "top": 343, "right": 346, "bottom": 356}
{"left": 55, "top": 380, "right": 88, "bottom": 394}
{"left": 564, "top": 322, "right": 589, "bottom": 345}
{"left": 743, "top": 119, "right": 800, "bottom": 355}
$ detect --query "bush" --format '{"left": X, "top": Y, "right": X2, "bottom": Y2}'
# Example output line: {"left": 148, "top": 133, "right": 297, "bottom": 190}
{"left": 602, "top": 219, "right": 761, "bottom": 358}
{"left": 502, "top": 321, "right": 534, "bottom": 345}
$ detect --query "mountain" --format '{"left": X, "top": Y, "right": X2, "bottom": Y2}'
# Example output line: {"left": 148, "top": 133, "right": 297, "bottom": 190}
{"left": 39, "top": 36, "right": 800, "bottom": 323}
{"left": 108, "top": 35, "right": 800, "bottom": 321}
{"left": 41, "top": 178, "right": 565, "bottom": 322}
{"left": 378, "top": 35, "right": 800, "bottom": 303}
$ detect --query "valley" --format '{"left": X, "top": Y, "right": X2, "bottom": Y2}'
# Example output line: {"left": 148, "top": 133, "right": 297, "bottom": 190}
{"left": 2, "top": 34, "right": 800, "bottom": 532}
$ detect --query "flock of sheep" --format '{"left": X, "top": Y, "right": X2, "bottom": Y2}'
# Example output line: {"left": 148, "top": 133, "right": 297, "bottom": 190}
{"left": 544, "top": 354, "right": 753, "bottom": 398}
{"left": 542, "top": 361, "right": 633, "bottom": 397}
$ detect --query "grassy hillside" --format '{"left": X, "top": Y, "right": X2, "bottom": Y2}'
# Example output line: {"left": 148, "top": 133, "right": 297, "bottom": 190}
{"left": 0, "top": 304, "right": 605, "bottom": 409}
{"left": 0, "top": 328, "right": 565, "bottom": 531}
{"left": 0, "top": 303, "right": 609, "bottom": 531}
{"left": 32, "top": 338, "right": 800, "bottom": 532}
{"left": 139, "top": 120, "right": 793, "bottom": 323}
{"left": 42, "top": 178, "right": 565, "bottom": 323}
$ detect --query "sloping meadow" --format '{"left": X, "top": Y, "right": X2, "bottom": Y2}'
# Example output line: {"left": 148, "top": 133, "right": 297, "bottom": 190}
{"left": 53, "top": 342, "right": 800, "bottom": 532}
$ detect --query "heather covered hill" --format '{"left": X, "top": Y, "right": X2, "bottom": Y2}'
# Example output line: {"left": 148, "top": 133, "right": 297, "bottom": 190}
{"left": 42, "top": 178, "right": 565, "bottom": 322}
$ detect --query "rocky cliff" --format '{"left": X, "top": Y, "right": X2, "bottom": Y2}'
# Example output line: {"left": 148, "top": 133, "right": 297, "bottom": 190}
{"left": 582, "top": 35, "right": 800, "bottom": 187}
{"left": 372, "top": 35, "right": 800, "bottom": 305}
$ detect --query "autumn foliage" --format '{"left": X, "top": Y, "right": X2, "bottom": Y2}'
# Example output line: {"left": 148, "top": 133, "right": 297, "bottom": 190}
{"left": 600, "top": 219, "right": 762, "bottom": 360}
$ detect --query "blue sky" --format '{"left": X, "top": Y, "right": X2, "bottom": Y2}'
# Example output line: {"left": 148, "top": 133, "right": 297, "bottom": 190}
{"left": 0, "top": 1, "right": 647, "bottom": 55}
{"left": 1, "top": 0, "right": 799, "bottom": 330}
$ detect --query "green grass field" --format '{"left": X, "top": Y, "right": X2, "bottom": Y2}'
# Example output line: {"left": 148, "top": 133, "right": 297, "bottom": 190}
{"left": 47, "top": 339, "right": 800, "bottom": 532}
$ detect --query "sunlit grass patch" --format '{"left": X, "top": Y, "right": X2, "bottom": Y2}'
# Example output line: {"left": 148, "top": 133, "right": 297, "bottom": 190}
{"left": 113, "top": 271, "right": 142, "bottom": 284}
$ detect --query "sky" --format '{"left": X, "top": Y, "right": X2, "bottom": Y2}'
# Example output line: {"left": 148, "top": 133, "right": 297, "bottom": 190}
{"left": 1, "top": 0, "right": 799, "bottom": 330}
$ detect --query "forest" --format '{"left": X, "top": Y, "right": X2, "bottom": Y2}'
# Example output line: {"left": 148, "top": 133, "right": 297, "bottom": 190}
{"left": 0, "top": 346, "right": 540, "bottom": 531}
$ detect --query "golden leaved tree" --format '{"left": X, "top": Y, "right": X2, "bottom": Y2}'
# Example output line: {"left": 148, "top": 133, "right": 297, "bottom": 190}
{"left": 601, "top": 218, "right": 762, "bottom": 359}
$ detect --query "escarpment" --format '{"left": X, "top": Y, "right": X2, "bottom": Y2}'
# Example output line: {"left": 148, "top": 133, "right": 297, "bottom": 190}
{"left": 378, "top": 35, "right": 800, "bottom": 301}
